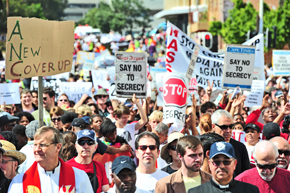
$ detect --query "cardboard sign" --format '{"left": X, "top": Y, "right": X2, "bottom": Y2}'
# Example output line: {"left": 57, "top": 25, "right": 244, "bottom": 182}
{"left": 272, "top": 50, "right": 290, "bottom": 76}
{"left": 166, "top": 22, "right": 224, "bottom": 89}
{"left": 59, "top": 82, "right": 92, "bottom": 103}
{"left": 163, "top": 73, "right": 188, "bottom": 126}
{"left": 6, "top": 17, "right": 74, "bottom": 79}
{"left": 0, "top": 83, "right": 20, "bottom": 104}
{"left": 91, "top": 69, "right": 110, "bottom": 91}
{"left": 115, "top": 52, "right": 147, "bottom": 98}
{"left": 222, "top": 45, "right": 255, "bottom": 90}
{"left": 186, "top": 45, "right": 200, "bottom": 80}
{"left": 76, "top": 51, "right": 95, "bottom": 65}
{"left": 244, "top": 80, "right": 265, "bottom": 107}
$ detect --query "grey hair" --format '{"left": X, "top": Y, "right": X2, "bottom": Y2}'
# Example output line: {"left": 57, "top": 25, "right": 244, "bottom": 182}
{"left": 154, "top": 123, "right": 169, "bottom": 135}
{"left": 211, "top": 110, "right": 233, "bottom": 124}
{"left": 253, "top": 141, "right": 279, "bottom": 160}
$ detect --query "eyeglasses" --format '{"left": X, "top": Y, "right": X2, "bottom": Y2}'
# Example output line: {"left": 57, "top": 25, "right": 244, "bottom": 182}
{"left": 98, "top": 95, "right": 107, "bottom": 98}
{"left": 1, "top": 159, "right": 15, "bottom": 164}
{"left": 43, "top": 97, "right": 47, "bottom": 101}
{"left": 256, "top": 162, "right": 277, "bottom": 170}
{"left": 168, "top": 145, "right": 176, "bottom": 151}
{"left": 59, "top": 99, "right": 68, "bottom": 102}
{"left": 211, "top": 159, "right": 234, "bottom": 166}
{"left": 278, "top": 149, "right": 290, "bottom": 156}
{"left": 215, "top": 124, "right": 234, "bottom": 130}
{"left": 34, "top": 142, "right": 57, "bottom": 149}
{"left": 51, "top": 117, "right": 61, "bottom": 122}
{"left": 78, "top": 140, "right": 95, "bottom": 146}
{"left": 138, "top": 145, "right": 157, "bottom": 151}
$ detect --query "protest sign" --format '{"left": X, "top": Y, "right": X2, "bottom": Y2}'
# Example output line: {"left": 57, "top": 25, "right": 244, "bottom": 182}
{"left": 166, "top": 22, "right": 224, "bottom": 89}
{"left": 0, "top": 83, "right": 20, "bottom": 104}
{"left": 150, "top": 67, "right": 167, "bottom": 89}
{"left": 76, "top": 51, "right": 95, "bottom": 65}
{"left": 108, "top": 83, "right": 127, "bottom": 102}
{"left": 156, "top": 73, "right": 165, "bottom": 107}
{"left": 91, "top": 69, "right": 110, "bottom": 91}
{"left": 6, "top": 17, "right": 74, "bottom": 79}
{"left": 115, "top": 52, "right": 147, "bottom": 98}
{"left": 222, "top": 45, "right": 255, "bottom": 90}
{"left": 107, "top": 66, "right": 116, "bottom": 82}
{"left": 231, "top": 130, "right": 246, "bottom": 143}
{"left": 59, "top": 82, "right": 92, "bottom": 103}
{"left": 30, "top": 77, "right": 64, "bottom": 99}
{"left": 186, "top": 45, "right": 200, "bottom": 80}
{"left": 272, "top": 50, "right": 290, "bottom": 76}
{"left": 83, "top": 60, "right": 95, "bottom": 70}
{"left": 163, "top": 73, "right": 188, "bottom": 126}
{"left": 244, "top": 80, "right": 265, "bottom": 107}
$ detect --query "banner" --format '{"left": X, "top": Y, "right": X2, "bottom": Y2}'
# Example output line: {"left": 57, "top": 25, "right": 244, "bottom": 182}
{"left": 272, "top": 50, "right": 290, "bottom": 76}
{"left": 222, "top": 44, "right": 255, "bottom": 90}
{"left": 115, "top": 52, "right": 147, "bottom": 98}
{"left": 59, "top": 82, "right": 92, "bottom": 103}
{"left": 244, "top": 80, "right": 265, "bottom": 107}
{"left": 6, "top": 17, "right": 74, "bottom": 79}
{"left": 156, "top": 73, "right": 165, "bottom": 107}
{"left": 166, "top": 22, "right": 224, "bottom": 89}
{"left": 163, "top": 73, "right": 188, "bottom": 126}
{"left": 91, "top": 69, "right": 110, "bottom": 92}
{"left": 0, "top": 83, "right": 20, "bottom": 104}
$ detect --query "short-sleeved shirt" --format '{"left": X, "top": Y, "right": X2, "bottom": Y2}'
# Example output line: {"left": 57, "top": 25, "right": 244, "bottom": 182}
{"left": 117, "top": 123, "right": 137, "bottom": 150}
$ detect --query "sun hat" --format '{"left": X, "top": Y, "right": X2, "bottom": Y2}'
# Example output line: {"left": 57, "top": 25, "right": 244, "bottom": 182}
{"left": 161, "top": 132, "right": 184, "bottom": 163}
{"left": 0, "top": 140, "right": 26, "bottom": 164}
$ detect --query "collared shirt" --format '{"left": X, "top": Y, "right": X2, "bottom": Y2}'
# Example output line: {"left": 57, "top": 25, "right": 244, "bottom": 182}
{"left": 8, "top": 162, "right": 93, "bottom": 193}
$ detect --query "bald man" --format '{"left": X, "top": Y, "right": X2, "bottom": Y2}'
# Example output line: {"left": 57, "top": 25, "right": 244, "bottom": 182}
{"left": 270, "top": 136, "right": 290, "bottom": 170}
{"left": 235, "top": 141, "right": 290, "bottom": 193}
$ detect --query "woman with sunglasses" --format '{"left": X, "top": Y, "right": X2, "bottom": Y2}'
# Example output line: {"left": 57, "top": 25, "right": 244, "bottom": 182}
{"left": 57, "top": 93, "right": 70, "bottom": 108}
{"left": 49, "top": 107, "right": 64, "bottom": 132}
{"left": 160, "top": 132, "right": 184, "bottom": 174}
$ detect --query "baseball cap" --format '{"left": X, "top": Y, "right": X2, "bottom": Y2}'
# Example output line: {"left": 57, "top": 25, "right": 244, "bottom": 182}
{"left": 244, "top": 123, "right": 260, "bottom": 133}
{"left": 274, "top": 90, "right": 283, "bottom": 98}
{"left": 25, "top": 120, "right": 40, "bottom": 139}
{"left": 210, "top": 142, "right": 236, "bottom": 159}
{"left": 81, "top": 116, "right": 90, "bottom": 124}
{"left": 263, "top": 122, "right": 280, "bottom": 139}
{"left": 112, "top": 156, "right": 136, "bottom": 175}
{"left": 76, "top": 129, "right": 95, "bottom": 141}
{"left": 124, "top": 102, "right": 133, "bottom": 108}
{"left": 0, "top": 112, "right": 19, "bottom": 127}
{"left": 161, "top": 132, "right": 184, "bottom": 163}
{"left": 71, "top": 118, "right": 87, "bottom": 129}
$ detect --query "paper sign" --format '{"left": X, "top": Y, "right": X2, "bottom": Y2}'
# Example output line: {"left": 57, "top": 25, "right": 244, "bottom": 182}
{"left": 150, "top": 67, "right": 167, "bottom": 89}
{"left": 115, "top": 52, "right": 147, "bottom": 98}
{"left": 91, "top": 69, "right": 110, "bottom": 91}
{"left": 231, "top": 130, "right": 246, "bottom": 143}
{"left": 76, "top": 51, "right": 95, "bottom": 65}
{"left": 163, "top": 73, "right": 188, "bottom": 127}
{"left": 272, "top": 50, "right": 290, "bottom": 76}
{"left": 30, "top": 77, "right": 64, "bottom": 99}
{"left": 107, "top": 66, "right": 116, "bottom": 83}
{"left": 156, "top": 73, "right": 165, "bottom": 107}
{"left": 244, "top": 80, "right": 265, "bottom": 107}
{"left": 222, "top": 44, "right": 256, "bottom": 90}
{"left": 0, "top": 83, "right": 20, "bottom": 104}
{"left": 59, "top": 82, "right": 92, "bottom": 104}
{"left": 6, "top": 17, "right": 74, "bottom": 79}
{"left": 186, "top": 45, "right": 200, "bottom": 80}
{"left": 83, "top": 60, "right": 95, "bottom": 70}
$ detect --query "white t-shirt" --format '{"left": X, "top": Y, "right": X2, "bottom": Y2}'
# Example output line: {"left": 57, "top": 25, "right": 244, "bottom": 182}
{"left": 108, "top": 185, "right": 142, "bottom": 193}
{"left": 156, "top": 144, "right": 168, "bottom": 169}
{"left": 244, "top": 142, "right": 256, "bottom": 162}
{"left": 136, "top": 169, "right": 169, "bottom": 193}
{"left": 117, "top": 123, "right": 137, "bottom": 150}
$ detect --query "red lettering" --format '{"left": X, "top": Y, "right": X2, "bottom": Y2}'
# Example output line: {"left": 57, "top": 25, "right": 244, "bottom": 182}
{"left": 64, "top": 60, "right": 70, "bottom": 70}
{"left": 10, "top": 61, "right": 22, "bottom": 77}
{"left": 24, "top": 65, "right": 31, "bottom": 74}
{"left": 48, "top": 62, "right": 54, "bottom": 72}
{"left": 170, "top": 29, "right": 179, "bottom": 37}
{"left": 166, "top": 52, "right": 175, "bottom": 63}
{"left": 42, "top": 63, "right": 46, "bottom": 73}
{"left": 33, "top": 63, "right": 41, "bottom": 73}
{"left": 167, "top": 39, "right": 178, "bottom": 51}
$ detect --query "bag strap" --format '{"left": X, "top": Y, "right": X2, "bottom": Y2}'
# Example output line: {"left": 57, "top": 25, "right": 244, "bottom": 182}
{"left": 93, "top": 162, "right": 99, "bottom": 193}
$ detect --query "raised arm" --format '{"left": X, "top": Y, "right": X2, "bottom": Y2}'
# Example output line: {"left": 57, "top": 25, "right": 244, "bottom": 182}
{"left": 132, "top": 94, "right": 148, "bottom": 131}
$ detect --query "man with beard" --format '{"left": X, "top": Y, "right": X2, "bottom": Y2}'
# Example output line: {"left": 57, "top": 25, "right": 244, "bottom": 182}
{"left": 155, "top": 135, "right": 211, "bottom": 193}
{"left": 270, "top": 136, "right": 290, "bottom": 170}
{"left": 235, "top": 140, "right": 290, "bottom": 193}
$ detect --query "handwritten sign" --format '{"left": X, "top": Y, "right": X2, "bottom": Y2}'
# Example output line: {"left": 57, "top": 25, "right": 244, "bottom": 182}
{"left": 244, "top": 80, "right": 265, "bottom": 107}
{"left": 76, "top": 51, "right": 95, "bottom": 65}
{"left": 5, "top": 17, "right": 74, "bottom": 79}
{"left": 59, "top": 82, "right": 92, "bottom": 103}
{"left": 0, "top": 83, "right": 20, "bottom": 104}
{"left": 91, "top": 69, "right": 110, "bottom": 92}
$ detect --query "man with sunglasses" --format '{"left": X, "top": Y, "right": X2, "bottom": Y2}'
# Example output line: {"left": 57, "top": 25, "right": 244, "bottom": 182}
{"left": 135, "top": 132, "right": 169, "bottom": 193}
{"left": 94, "top": 88, "right": 110, "bottom": 117}
{"left": 235, "top": 140, "right": 290, "bottom": 193}
{"left": 188, "top": 141, "right": 259, "bottom": 193}
{"left": 212, "top": 110, "right": 251, "bottom": 176}
{"left": 270, "top": 136, "right": 290, "bottom": 170}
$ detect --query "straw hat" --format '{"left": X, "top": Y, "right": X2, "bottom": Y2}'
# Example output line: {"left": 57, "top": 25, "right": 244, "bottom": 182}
{"left": 0, "top": 140, "right": 26, "bottom": 165}
{"left": 161, "top": 132, "right": 184, "bottom": 164}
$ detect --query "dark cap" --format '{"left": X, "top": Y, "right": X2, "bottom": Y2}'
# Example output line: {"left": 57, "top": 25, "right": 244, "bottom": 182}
{"left": 71, "top": 118, "right": 87, "bottom": 129}
{"left": 262, "top": 122, "right": 280, "bottom": 140}
{"left": 274, "top": 90, "right": 283, "bottom": 98}
{"left": 0, "top": 112, "right": 19, "bottom": 127}
{"left": 210, "top": 142, "right": 236, "bottom": 159}
{"left": 81, "top": 116, "right": 90, "bottom": 124}
{"left": 112, "top": 156, "right": 136, "bottom": 175}
{"left": 244, "top": 123, "right": 260, "bottom": 133}
{"left": 76, "top": 129, "right": 95, "bottom": 141}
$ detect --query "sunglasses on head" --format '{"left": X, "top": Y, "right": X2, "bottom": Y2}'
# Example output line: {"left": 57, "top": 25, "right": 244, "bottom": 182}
{"left": 168, "top": 145, "right": 176, "bottom": 151}
{"left": 138, "top": 145, "right": 157, "bottom": 151}
{"left": 215, "top": 123, "right": 234, "bottom": 130}
{"left": 211, "top": 159, "right": 234, "bottom": 166}
{"left": 256, "top": 162, "right": 277, "bottom": 170}
{"left": 278, "top": 149, "right": 290, "bottom": 156}
{"left": 78, "top": 140, "right": 95, "bottom": 146}
{"left": 51, "top": 117, "right": 61, "bottom": 122}
{"left": 98, "top": 95, "right": 107, "bottom": 98}
{"left": 60, "top": 99, "right": 68, "bottom": 102}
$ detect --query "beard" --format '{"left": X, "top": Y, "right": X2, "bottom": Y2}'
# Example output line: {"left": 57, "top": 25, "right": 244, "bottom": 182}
{"left": 257, "top": 167, "right": 276, "bottom": 181}
{"left": 276, "top": 158, "right": 289, "bottom": 169}
{"left": 182, "top": 159, "right": 202, "bottom": 172}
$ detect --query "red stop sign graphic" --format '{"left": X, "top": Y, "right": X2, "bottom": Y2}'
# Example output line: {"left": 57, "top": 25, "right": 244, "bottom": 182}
{"left": 163, "top": 77, "right": 187, "bottom": 107}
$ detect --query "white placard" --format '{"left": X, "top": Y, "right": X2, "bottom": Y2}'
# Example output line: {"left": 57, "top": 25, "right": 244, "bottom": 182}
{"left": 0, "top": 83, "right": 20, "bottom": 104}
{"left": 272, "top": 50, "right": 290, "bottom": 76}
{"left": 186, "top": 45, "right": 200, "bottom": 80}
{"left": 91, "top": 69, "right": 110, "bottom": 91}
{"left": 222, "top": 44, "right": 256, "bottom": 90}
{"left": 107, "top": 66, "right": 116, "bottom": 83}
{"left": 156, "top": 73, "right": 165, "bottom": 107}
{"left": 231, "top": 130, "right": 246, "bottom": 143}
{"left": 150, "top": 67, "right": 167, "bottom": 89}
{"left": 115, "top": 52, "right": 147, "bottom": 98}
{"left": 59, "top": 82, "right": 93, "bottom": 104}
{"left": 83, "top": 60, "right": 95, "bottom": 70}
{"left": 244, "top": 80, "right": 265, "bottom": 107}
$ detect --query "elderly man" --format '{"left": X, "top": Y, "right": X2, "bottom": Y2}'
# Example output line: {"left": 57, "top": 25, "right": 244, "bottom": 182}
{"left": 188, "top": 142, "right": 259, "bottom": 193}
{"left": 0, "top": 140, "right": 26, "bottom": 179}
{"left": 235, "top": 141, "right": 290, "bottom": 193}
{"left": 155, "top": 135, "right": 211, "bottom": 193}
{"left": 270, "top": 136, "right": 290, "bottom": 170}
{"left": 8, "top": 126, "right": 93, "bottom": 193}
{"left": 0, "top": 141, "right": 10, "bottom": 192}
{"left": 211, "top": 110, "right": 251, "bottom": 176}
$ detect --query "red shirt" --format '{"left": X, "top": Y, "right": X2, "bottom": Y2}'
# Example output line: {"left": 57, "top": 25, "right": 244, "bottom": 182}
{"left": 66, "top": 158, "right": 109, "bottom": 193}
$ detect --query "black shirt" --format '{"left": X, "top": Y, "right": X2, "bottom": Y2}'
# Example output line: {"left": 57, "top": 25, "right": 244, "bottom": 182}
{"left": 161, "top": 165, "right": 177, "bottom": 174}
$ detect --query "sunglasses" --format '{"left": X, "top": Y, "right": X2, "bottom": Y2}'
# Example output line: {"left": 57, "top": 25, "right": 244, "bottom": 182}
{"left": 59, "top": 99, "right": 68, "bottom": 102}
{"left": 138, "top": 145, "right": 157, "bottom": 151}
{"left": 256, "top": 162, "right": 277, "bottom": 170}
{"left": 215, "top": 123, "right": 234, "bottom": 130}
{"left": 278, "top": 149, "right": 290, "bottom": 156}
{"left": 211, "top": 159, "right": 234, "bottom": 166}
{"left": 168, "top": 145, "right": 176, "bottom": 151}
{"left": 98, "top": 95, "right": 107, "bottom": 98}
{"left": 78, "top": 140, "right": 95, "bottom": 146}
{"left": 51, "top": 117, "right": 61, "bottom": 122}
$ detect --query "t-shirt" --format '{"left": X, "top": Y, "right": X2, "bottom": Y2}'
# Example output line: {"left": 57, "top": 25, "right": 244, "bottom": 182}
{"left": 244, "top": 142, "right": 257, "bottom": 167}
{"left": 161, "top": 165, "right": 177, "bottom": 174}
{"left": 107, "top": 185, "right": 142, "bottom": 193}
{"left": 183, "top": 175, "right": 201, "bottom": 192}
{"left": 66, "top": 158, "right": 109, "bottom": 193}
{"left": 117, "top": 123, "right": 137, "bottom": 150}
{"left": 136, "top": 169, "right": 169, "bottom": 193}
{"left": 156, "top": 144, "right": 168, "bottom": 169}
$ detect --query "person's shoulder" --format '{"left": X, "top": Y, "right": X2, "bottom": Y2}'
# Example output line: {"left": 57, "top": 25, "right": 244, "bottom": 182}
{"left": 230, "top": 138, "right": 246, "bottom": 147}
{"left": 66, "top": 157, "right": 76, "bottom": 165}
{"left": 72, "top": 166, "right": 88, "bottom": 177}
{"left": 276, "top": 167, "right": 290, "bottom": 177}
{"left": 234, "top": 180, "right": 260, "bottom": 192}
{"left": 188, "top": 181, "right": 211, "bottom": 192}
{"left": 10, "top": 173, "right": 24, "bottom": 184}
{"left": 92, "top": 160, "right": 105, "bottom": 169}
{"left": 156, "top": 170, "right": 176, "bottom": 184}
{"left": 235, "top": 168, "right": 257, "bottom": 180}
